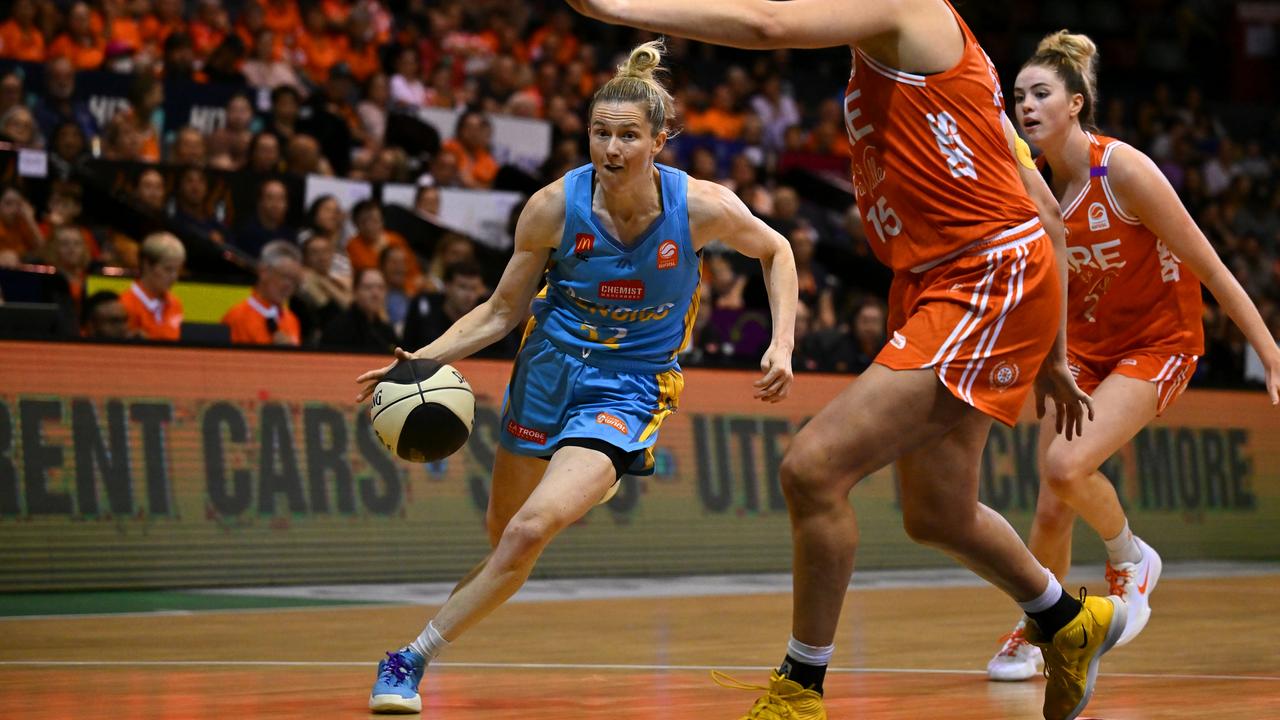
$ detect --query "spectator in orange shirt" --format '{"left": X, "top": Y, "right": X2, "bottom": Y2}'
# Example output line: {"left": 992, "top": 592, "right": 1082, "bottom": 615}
{"left": 222, "top": 239, "right": 303, "bottom": 345}
{"left": 296, "top": 4, "right": 346, "bottom": 84}
{"left": 121, "top": 232, "right": 186, "bottom": 340}
{"left": 0, "top": 0, "right": 45, "bottom": 63}
{"left": 46, "top": 224, "right": 92, "bottom": 313}
{"left": 441, "top": 109, "right": 499, "bottom": 189}
{"left": 142, "top": 0, "right": 187, "bottom": 57}
{"left": 685, "top": 85, "right": 746, "bottom": 141}
{"left": 101, "top": 0, "right": 144, "bottom": 54}
{"left": 347, "top": 199, "right": 421, "bottom": 283}
{"left": 49, "top": 2, "right": 107, "bottom": 70}
{"left": 126, "top": 74, "right": 164, "bottom": 162}
{"left": 261, "top": 0, "right": 302, "bottom": 36}
{"left": 190, "top": 0, "right": 230, "bottom": 59}
{"left": 343, "top": 7, "right": 381, "bottom": 83}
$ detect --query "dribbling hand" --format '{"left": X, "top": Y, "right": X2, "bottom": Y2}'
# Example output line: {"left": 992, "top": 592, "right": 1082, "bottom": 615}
{"left": 754, "top": 342, "right": 794, "bottom": 403}
{"left": 1034, "top": 358, "right": 1094, "bottom": 441}
{"left": 355, "top": 347, "right": 416, "bottom": 403}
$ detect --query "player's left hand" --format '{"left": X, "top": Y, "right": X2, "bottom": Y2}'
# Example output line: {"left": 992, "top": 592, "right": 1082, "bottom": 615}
{"left": 1034, "top": 357, "right": 1094, "bottom": 441}
{"left": 355, "top": 347, "right": 415, "bottom": 403}
{"left": 754, "top": 342, "right": 794, "bottom": 403}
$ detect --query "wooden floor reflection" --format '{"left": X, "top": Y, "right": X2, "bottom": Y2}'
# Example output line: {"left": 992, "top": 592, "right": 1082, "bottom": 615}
{"left": 2, "top": 574, "right": 1277, "bottom": 719}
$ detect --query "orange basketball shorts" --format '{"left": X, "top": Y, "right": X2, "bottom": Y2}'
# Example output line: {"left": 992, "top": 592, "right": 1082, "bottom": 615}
{"left": 1068, "top": 350, "right": 1199, "bottom": 416}
{"left": 876, "top": 233, "right": 1060, "bottom": 426}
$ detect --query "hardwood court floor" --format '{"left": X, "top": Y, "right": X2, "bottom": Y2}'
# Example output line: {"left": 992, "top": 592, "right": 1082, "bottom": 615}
{"left": 2, "top": 575, "right": 1277, "bottom": 719}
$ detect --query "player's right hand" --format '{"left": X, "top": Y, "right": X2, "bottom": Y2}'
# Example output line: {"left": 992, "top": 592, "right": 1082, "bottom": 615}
{"left": 355, "top": 347, "right": 416, "bottom": 403}
{"left": 1034, "top": 358, "right": 1094, "bottom": 440}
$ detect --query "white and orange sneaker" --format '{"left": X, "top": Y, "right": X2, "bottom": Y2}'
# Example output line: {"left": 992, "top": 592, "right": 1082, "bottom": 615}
{"left": 987, "top": 617, "right": 1044, "bottom": 681}
{"left": 1106, "top": 535, "right": 1162, "bottom": 647}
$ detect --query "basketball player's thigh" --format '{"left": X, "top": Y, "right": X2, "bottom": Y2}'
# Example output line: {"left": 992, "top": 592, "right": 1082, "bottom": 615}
{"left": 897, "top": 408, "right": 994, "bottom": 514}
{"left": 790, "top": 363, "right": 975, "bottom": 486}
{"left": 487, "top": 446, "right": 549, "bottom": 543}
{"left": 1042, "top": 373, "right": 1158, "bottom": 476}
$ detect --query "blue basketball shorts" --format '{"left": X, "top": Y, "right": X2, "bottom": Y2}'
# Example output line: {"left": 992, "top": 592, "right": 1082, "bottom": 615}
{"left": 498, "top": 335, "right": 683, "bottom": 476}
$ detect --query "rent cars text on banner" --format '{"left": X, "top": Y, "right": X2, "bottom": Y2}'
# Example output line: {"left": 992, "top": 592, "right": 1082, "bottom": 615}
{"left": 0, "top": 341, "right": 1275, "bottom": 591}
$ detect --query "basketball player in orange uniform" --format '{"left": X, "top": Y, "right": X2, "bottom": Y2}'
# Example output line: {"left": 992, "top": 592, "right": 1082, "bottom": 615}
{"left": 983, "top": 31, "right": 1280, "bottom": 682}
{"left": 567, "top": 2, "right": 1123, "bottom": 719}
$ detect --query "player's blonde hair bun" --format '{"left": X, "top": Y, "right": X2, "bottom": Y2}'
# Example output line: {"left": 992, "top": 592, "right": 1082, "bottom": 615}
{"left": 1027, "top": 30, "right": 1100, "bottom": 129}
{"left": 591, "top": 39, "right": 678, "bottom": 137}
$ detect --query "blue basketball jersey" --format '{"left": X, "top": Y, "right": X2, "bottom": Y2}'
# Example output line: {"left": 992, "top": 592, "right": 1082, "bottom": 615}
{"left": 529, "top": 163, "right": 701, "bottom": 373}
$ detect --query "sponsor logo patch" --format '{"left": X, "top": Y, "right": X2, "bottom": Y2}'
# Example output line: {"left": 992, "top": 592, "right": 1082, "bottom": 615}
{"left": 1088, "top": 202, "right": 1110, "bottom": 232}
{"left": 596, "top": 412, "right": 629, "bottom": 435}
{"left": 989, "top": 361, "right": 1021, "bottom": 391}
{"left": 890, "top": 331, "right": 907, "bottom": 349}
{"left": 505, "top": 419, "right": 547, "bottom": 445}
{"left": 1119, "top": 358, "right": 1139, "bottom": 367}
{"left": 574, "top": 233, "right": 595, "bottom": 259}
{"left": 598, "top": 279, "right": 646, "bottom": 301}
{"left": 657, "top": 239, "right": 679, "bottom": 270}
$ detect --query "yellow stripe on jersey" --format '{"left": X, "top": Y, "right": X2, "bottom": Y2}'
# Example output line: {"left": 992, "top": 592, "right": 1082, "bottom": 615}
{"left": 669, "top": 260, "right": 703, "bottom": 361}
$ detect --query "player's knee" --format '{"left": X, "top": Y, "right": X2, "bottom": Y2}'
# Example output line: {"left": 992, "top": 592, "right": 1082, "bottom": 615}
{"left": 779, "top": 443, "right": 836, "bottom": 509}
{"left": 901, "top": 508, "right": 945, "bottom": 547}
{"left": 498, "top": 512, "right": 558, "bottom": 563}
{"left": 1034, "top": 497, "right": 1075, "bottom": 534}
{"left": 1042, "top": 449, "right": 1089, "bottom": 497}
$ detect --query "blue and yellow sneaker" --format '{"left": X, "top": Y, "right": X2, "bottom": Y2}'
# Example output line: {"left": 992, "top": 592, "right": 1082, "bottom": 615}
{"left": 369, "top": 649, "right": 426, "bottom": 713}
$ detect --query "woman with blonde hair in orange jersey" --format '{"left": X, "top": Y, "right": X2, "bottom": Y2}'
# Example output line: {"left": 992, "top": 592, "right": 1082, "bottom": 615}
{"left": 567, "top": 2, "right": 1122, "bottom": 719}
{"left": 984, "top": 30, "right": 1280, "bottom": 682}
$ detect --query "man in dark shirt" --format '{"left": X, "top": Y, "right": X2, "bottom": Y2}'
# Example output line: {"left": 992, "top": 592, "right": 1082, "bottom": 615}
{"left": 402, "top": 260, "right": 517, "bottom": 356}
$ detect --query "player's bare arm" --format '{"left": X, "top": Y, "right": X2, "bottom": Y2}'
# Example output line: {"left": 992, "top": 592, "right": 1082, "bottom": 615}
{"left": 1109, "top": 144, "right": 1280, "bottom": 404}
{"left": 1002, "top": 115, "right": 1094, "bottom": 437}
{"left": 688, "top": 178, "right": 798, "bottom": 402}
{"left": 356, "top": 182, "right": 562, "bottom": 401}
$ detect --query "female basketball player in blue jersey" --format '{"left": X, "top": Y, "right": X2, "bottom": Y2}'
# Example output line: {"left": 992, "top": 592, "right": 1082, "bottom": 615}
{"left": 354, "top": 40, "right": 798, "bottom": 714}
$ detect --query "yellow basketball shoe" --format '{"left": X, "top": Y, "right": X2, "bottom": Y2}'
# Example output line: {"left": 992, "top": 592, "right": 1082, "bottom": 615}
{"left": 712, "top": 670, "right": 827, "bottom": 720}
{"left": 1025, "top": 592, "right": 1127, "bottom": 720}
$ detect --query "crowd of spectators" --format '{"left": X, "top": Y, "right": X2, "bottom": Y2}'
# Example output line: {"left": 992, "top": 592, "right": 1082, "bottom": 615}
{"left": 0, "top": 0, "right": 1275, "bottom": 390}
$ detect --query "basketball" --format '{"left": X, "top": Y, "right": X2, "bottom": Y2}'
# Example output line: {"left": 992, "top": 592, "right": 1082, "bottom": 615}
{"left": 370, "top": 358, "right": 475, "bottom": 463}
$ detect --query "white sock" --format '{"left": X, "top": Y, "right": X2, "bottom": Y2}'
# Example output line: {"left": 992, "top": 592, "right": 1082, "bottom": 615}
{"left": 1017, "top": 568, "right": 1063, "bottom": 614}
{"left": 1103, "top": 521, "right": 1142, "bottom": 565}
{"left": 406, "top": 620, "right": 450, "bottom": 662}
{"left": 786, "top": 636, "right": 835, "bottom": 666}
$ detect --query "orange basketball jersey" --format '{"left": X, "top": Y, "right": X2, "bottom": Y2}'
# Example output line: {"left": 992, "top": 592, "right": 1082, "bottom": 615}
{"left": 843, "top": 2, "right": 1040, "bottom": 273}
{"left": 1060, "top": 134, "right": 1204, "bottom": 361}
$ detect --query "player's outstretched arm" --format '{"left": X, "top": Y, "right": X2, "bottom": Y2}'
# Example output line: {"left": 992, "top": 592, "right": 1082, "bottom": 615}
{"left": 1001, "top": 115, "right": 1094, "bottom": 438}
{"left": 688, "top": 178, "right": 797, "bottom": 403}
{"left": 1110, "top": 144, "right": 1280, "bottom": 405}
{"left": 564, "top": 0, "right": 902, "bottom": 50}
{"left": 356, "top": 183, "right": 562, "bottom": 402}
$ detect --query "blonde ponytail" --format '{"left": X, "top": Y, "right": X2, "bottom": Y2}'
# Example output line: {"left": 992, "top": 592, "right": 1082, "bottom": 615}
{"left": 1026, "top": 30, "right": 1100, "bottom": 129}
{"left": 590, "top": 40, "right": 677, "bottom": 136}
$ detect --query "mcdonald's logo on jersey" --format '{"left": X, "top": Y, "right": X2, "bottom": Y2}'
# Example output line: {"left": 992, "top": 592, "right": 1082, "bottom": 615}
{"left": 657, "top": 239, "right": 679, "bottom": 270}
{"left": 575, "top": 233, "right": 595, "bottom": 259}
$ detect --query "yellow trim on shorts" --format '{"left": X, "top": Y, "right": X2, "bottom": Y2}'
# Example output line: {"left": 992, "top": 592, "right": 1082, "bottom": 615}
{"left": 638, "top": 367, "right": 684, "bottom": 443}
